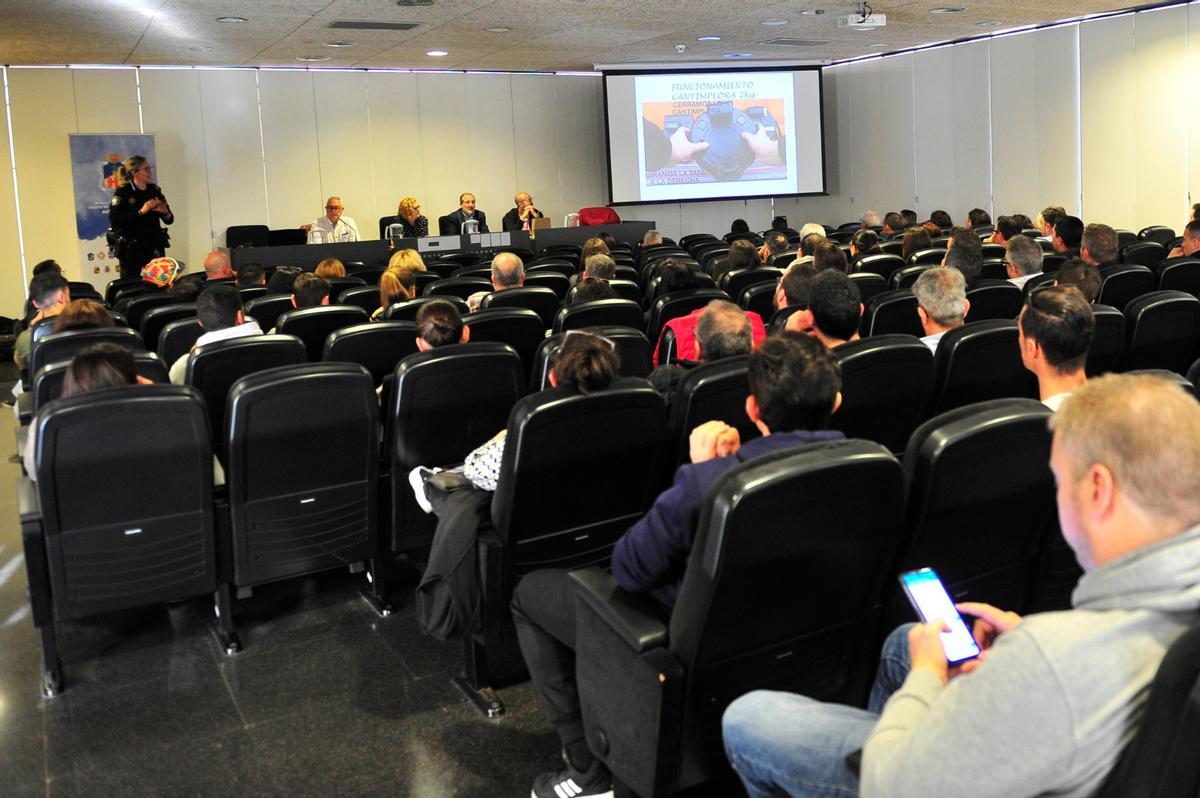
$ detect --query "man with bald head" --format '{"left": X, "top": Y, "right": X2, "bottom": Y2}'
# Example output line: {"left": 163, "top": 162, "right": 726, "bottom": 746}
{"left": 203, "top": 250, "right": 234, "bottom": 281}
{"left": 303, "top": 196, "right": 359, "bottom": 243}
{"left": 467, "top": 251, "right": 525, "bottom": 312}
{"left": 502, "top": 191, "right": 545, "bottom": 232}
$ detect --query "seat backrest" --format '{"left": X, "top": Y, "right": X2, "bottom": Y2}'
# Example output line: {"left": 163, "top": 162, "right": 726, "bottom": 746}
{"left": 33, "top": 351, "right": 169, "bottom": 412}
{"left": 739, "top": 282, "right": 777, "bottom": 321}
{"left": 1122, "top": 369, "right": 1198, "bottom": 397}
{"left": 68, "top": 281, "right": 102, "bottom": 302}
{"left": 526, "top": 260, "right": 577, "bottom": 279}
{"left": 31, "top": 327, "right": 144, "bottom": 379}
{"left": 104, "top": 277, "right": 145, "bottom": 306}
{"left": 337, "top": 284, "right": 381, "bottom": 315}
{"left": 1088, "top": 303, "right": 1126, "bottom": 376}
{"left": 524, "top": 272, "right": 571, "bottom": 299}
{"left": 266, "top": 227, "right": 306, "bottom": 247}
{"left": 908, "top": 248, "right": 946, "bottom": 267}
{"left": 384, "top": 342, "right": 524, "bottom": 552}
{"left": 1122, "top": 241, "right": 1167, "bottom": 267}
{"left": 855, "top": 253, "right": 905, "bottom": 280}
{"left": 931, "top": 319, "right": 1037, "bottom": 413}
{"left": 1122, "top": 290, "right": 1200, "bottom": 374}
{"left": 965, "top": 281, "right": 1024, "bottom": 322}
{"left": 238, "top": 286, "right": 268, "bottom": 302}
{"left": 847, "top": 272, "right": 888, "bottom": 305}
{"left": 224, "top": 363, "right": 379, "bottom": 586}
{"left": 383, "top": 294, "right": 468, "bottom": 321}
{"left": 861, "top": 289, "right": 922, "bottom": 338}
{"left": 668, "top": 356, "right": 758, "bottom": 466}
{"left": 1098, "top": 265, "right": 1155, "bottom": 310}
{"left": 832, "top": 335, "right": 935, "bottom": 452}
{"left": 721, "top": 268, "right": 783, "bottom": 299}
{"left": 1021, "top": 271, "right": 1057, "bottom": 295}
{"left": 1093, "top": 622, "right": 1200, "bottom": 798}
{"left": 900, "top": 398, "right": 1056, "bottom": 611}
{"left": 491, "top": 380, "right": 665, "bottom": 579}
{"left": 185, "top": 334, "right": 307, "bottom": 443}
{"left": 980, "top": 260, "right": 1009, "bottom": 281}
{"left": 668, "top": 440, "right": 905, "bottom": 784}
{"left": 157, "top": 317, "right": 204, "bottom": 365}
{"left": 1042, "top": 253, "right": 1066, "bottom": 272}
{"left": 891, "top": 265, "right": 930, "bottom": 291}
{"left": 424, "top": 276, "right": 492, "bottom": 300}
{"left": 276, "top": 305, "right": 370, "bottom": 361}
{"left": 226, "top": 224, "right": 269, "bottom": 249}
{"left": 480, "top": 286, "right": 559, "bottom": 327}
{"left": 141, "top": 302, "right": 197, "bottom": 351}
{"left": 1159, "top": 259, "right": 1200, "bottom": 298}
{"left": 529, "top": 327, "right": 652, "bottom": 392}
{"left": 462, "top": 307, "right": 546, "bottom": 381}
{"left": 553, "top": 299, "right": 644, "bottom": 333}
{"left": 243, "top": 294, "right": 296, "bottom": 332}
{"left": 123, "top": 293, "right": 175, "bottom": 332}
{"left": 31, "top": 384, "right": 216, "bottom": 619}
{"left": 1137, "top": 225, "right": 1176, "bottom": 247}
{"left": 323, "top": 321, "right": 419, "bottom": 384}
{"left": 646, "top": 289, "right": 728, "bottom": 342}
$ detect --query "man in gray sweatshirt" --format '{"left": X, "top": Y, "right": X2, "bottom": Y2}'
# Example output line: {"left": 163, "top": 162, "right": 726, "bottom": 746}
{"left": 723, "top": 373, "right": 1200, "bottom": 797}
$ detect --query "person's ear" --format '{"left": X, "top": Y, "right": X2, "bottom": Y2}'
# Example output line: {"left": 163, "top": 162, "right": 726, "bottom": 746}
{"left": 235, "top": 310, "right": 245, "bottom": 326}
{"left": 291, "top": 296, "right": 299, "bottom": 308}
{"left": 745, "top": 394, "right": 760, "bottom": 425}
{"left": 461, "top": 324, "right": 470, "bottom": 343}
{"left": 321, "top": 295, "right": 330, "bottom": 306}
{"left": 548, "top": 370, "right": 559, "bottom": 388}
{"left": 693, "top": 337, "right": 702, "bottom": 362}
{"left": 962, "top": 297, "right": 971, "bottom": 320}
{"left": 917, "top": 306, "right": 929, "bottom": 327}
{"left": 832, "top": 390, "right": 843, "bottom": 414}
{"left": 416, "top": 337, "right": 430, "bottom": 352}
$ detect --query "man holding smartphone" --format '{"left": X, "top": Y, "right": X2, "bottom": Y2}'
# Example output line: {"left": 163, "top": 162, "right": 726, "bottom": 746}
{"left": 724, "top": 373, "right": 1200, "bottom": 798}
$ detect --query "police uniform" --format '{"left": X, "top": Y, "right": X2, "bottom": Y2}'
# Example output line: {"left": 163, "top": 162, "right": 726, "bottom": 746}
{"left": 109, "top": 181, "right": 173, "bottom": 279}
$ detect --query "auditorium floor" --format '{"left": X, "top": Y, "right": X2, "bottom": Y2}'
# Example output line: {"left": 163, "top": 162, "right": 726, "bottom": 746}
{"left": 0, "top": 409, "right": 568, "bottom": 797}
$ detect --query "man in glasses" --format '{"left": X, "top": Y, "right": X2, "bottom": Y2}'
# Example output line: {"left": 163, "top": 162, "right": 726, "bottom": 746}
{"left": 1005, "top": 235, "right": 1045, "bottom": 289}
{"left": 302, "top": 196, "right": 360, "bottom": 243}
{"left": 1019, "top": 285, "right": 1094, "bottom": 411}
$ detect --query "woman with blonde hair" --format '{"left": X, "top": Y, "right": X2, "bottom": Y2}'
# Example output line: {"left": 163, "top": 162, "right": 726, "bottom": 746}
{"left": 108, "top": 155, "right": 173, "bottom": 279}
{"left": 374, "top": 249, "right": 428, "bottom": 319}
{"left": 391, "top": 197, "right": 429, "bottom": 239}
{"left": 315, "top": 258, "right": 346, "bottom": 279}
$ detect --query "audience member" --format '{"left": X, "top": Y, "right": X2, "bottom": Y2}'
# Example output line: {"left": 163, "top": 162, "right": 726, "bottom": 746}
{"left": 1165, "top": 219, "right": 1200, "bottom": 260}
{"left": 774, "top": 261, "right": 819, "bottom": 312}
{"left": 649, "top": 300, "right": 754, "bottom": 403}
{"left": 759, "top": 231, "right": 790, "bottom": 263}
{"left": 901, "top": 227, "right": 932, "bottom": 262}
{"left": 913, "top": 266, "right": 968, "bottom": 353}
{"left": 900, "top": 209, "right": 919, "bottom": 227}
{"left": 32, "top": 259, "right": 62, "bottom": 277}
{"left": 168, "top": 284, "right": 263, "bottom": 383}
{"left": 881, "top": 211, "right": 905, "bottom": 238}
{"left": 235, "top": 262, "right": 266, "bottom": 288}
{"left": 514, "top": 333, "right": 844, "bottom": 798}
{"left": 414, "top": 299, "right": 469, "bottom": 351}
{"left": 203, "top": 251, "right": 234, "bottom": 281}
{"left": 642, "top": 229, "right": 664, "bottom": 249}
{"left": 657, "top": 258, "right": 705, "bottom": 296}
{"left": 15, "top": 273, "right": 70, "bottom": 369}
{"left": 595, "top": 231, "right": 618, "bottom": 251}
{"left": 375, "top": 250, "right": 427, "bottom": 319}
{"left": 799, "top": 222, "right": 826, "bottom": 241}
{"left": 920, "top": 220, "right": 943, "bottom": 239}
{"left": 1054, "top": 258, "right": 1102, "bottom": 303}
{"left": 580, "top": 236, "right": 610, "bottom": 267}
{"left": 770, "top": 216, "right": 788, "bottom": 232}
{"left": 1011, "top": 213, "right": 1035, "bottom": 232}
{"left": 859, "top": 210, "right": 881, "bottom": 229}
{"left": 53, "top": 299, "right": 114, "bottom": 333}
{"left": 314, "top": 258, "right": 346, "bottom": 279}
{"left": 944, "top": 228, "right": 983, "bottom": 286}
{"left": 169, "top": 274, "right": 204, "bottom": 303}
{"left": 1005, "top": 235, "right": 1045, "bottom": 288}
{"left": 786, "top": 269, "right": 861, "bottom": 348}
{"left": 291, "top": 272, "right": 331, "bottom": 310}
{"left": 717, "top": 240, "right": 760, "bottom": 284}
{"left": 929, "top": 210, "right": 953, "bottom": 229}
{"left": 265, "top": 265, "right": 302, "bottom": 295}
{"left": 799, "top": 232, "right": 826, "bottom": 258}
{"left": 467, "top": 252, "right": 524, "bottom": 312}
{"left": 571, "top": 279, "right": 616, "bottom": 304}
{"left": 1053, "top": 215, "right": 1084, "bottom": 258}
{"left": 729, "top": 218, "right": 751, "bottom": 237}
{"left": 813, "top": 242, "right": 850, "bottom": 273}
{"left": 654, "top": 283, "right": 766, "bottom": 366}
{"left": 848, "top": 230, "right": 881, "bottom": 270}
{"left": 723, "top": 372, "right": 1200, "bottom": 798}
{"left": 1019, "top": 286, "right": 1094, "bottom": 410}
{"left": 989, "top": 215, "right": 1022, "bottom": 245}
{"left": 966, "top": 208, "right": 992, "bottom": 228}
{"left": 141, "top": 256, "right": 183, "bottom": 291}
{"left": 1037, "top": 206, "right": 1067, "bottom": 238}
{"left": 1080, "top": 223, "right": 1119, "bottom": 269}
{"left": 582, "top": 253, "right": 616, "bottom": 282}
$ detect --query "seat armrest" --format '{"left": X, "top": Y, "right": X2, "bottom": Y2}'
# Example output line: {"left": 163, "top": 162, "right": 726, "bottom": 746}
{"left": 17, "top": 476, "right": 53, "bottom": 627}
{"left": 16, "top": 392, "right": 33, "bottom": 425}
{"left": 16, "top": 475, "right": 40, "bottom": 523}
{"left": 570, "top": 568, "right": 668, "bottom": 653}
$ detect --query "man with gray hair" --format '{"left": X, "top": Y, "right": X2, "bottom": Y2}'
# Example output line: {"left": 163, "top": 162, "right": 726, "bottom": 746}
{"left": 859, "top": 210, "right": 881, "bottom": 229}
{"left": 582, "top": 253, "right": 616, "bottom": 282}
{"left": 914, "top": 267, "right": 969, "bottom": 353}
{"left": 1005, "top": 235, "right": 1045, "bottom": 288}
{"left": 467, "top": 251, "right": 525, "bottom": 312}
{"left": 1080, "top": 223, "right": 1120, "bottom": 270}
{"left": 649, "top": 299, "right": 754, "bottom": 404}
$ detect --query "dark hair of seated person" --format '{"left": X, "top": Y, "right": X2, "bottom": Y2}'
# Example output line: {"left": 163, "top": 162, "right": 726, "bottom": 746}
{"left": 169, "top": 274, "right": 204, "bottom": 303}
{"left": 658, "top": 258, "right": 704, "bottom": 293}
{"left": 596, "top": 231, "right": 617, "bottom": 250}
{"left": 850, "top": 229, "right": 880, "bottom": 255}
{"left": 901, "top": 227, "right": 932, "bottom": 262}
{"left": 63, "top": 343, "right": 137, "bottom": 398}
{"left": 32, "top": 259, "right": 62, "bottom": 277}
{"left": 808, "top": 269, "right": 862, "bottom": 340}
{"left": 292, "top": 272, "right": 330, "bottom": 309}
{"left": 780, "top": 261, "right": 819, "bottom": 307}
{"left": 747, "top": 333, "right": 841, "bottom": 432}
{"left": 197, "top": 284, "right": 244, "bottom": 331}
{"left": 580, "top": 236, "right": 610, "bottom": 265}
{"left": 929, "top": 210, "right": 953, "bottom": 229}
{"left": 813, "top": 242, "right": 849, "bottom": 273}
{"left": 1054, "top": 257, "right": 1101, "bottom": 303}
{"left": 572, "top": 279, "right": 617, "bottom": 304}
{"left": 550, "top": 330, "right": 620, "bottom": 394}
{"left": 415, "top": 299, "right": 464, "bottom": 348}
{"left": 236, "top": 262, "right": 265, "bottom": 287}
{"left": 53, "top": 299, "right": 114, "bottom": 333}
{"left": 266, "top": 265, "right": 302, "bottom": 295}
{"left": 730, "top": 218, "right": 750, "bottom": 235}
{"left": 727, "top": 240, "right": 760, "bottom": 271}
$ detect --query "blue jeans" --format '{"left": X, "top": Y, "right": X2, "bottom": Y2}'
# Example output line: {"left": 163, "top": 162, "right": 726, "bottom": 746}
{"left": 722, "top": 625, "right": 914, "bottom": 798}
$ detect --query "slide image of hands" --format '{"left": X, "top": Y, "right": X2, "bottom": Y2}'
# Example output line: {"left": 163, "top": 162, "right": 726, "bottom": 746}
{"left": 642, "top": 100, "right": 787, "bottom": 185}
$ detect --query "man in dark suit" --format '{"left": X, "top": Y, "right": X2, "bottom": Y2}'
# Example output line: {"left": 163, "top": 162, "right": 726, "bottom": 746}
{"left": 438, "top": 192, "right": 489, "bottom": 235}
{"left": 501, "top": 191, "right": 544, "bottom": 232}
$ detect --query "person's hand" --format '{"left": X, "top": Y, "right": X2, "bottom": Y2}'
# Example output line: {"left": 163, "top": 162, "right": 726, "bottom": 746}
{"left": 300, "top": 223, "right": 313, "bottom": 233}
{"left": 667, "top": 127, "right": 710, "bottom": 167}
{"left": 956, "top": 602, "right": 1022, "bottom": 653}
{"left": 908, "top": 620, "right": 951, "bottom": 684}
{"left": 741, "top": 125, "right": 783, "bottom": 166}
{"left": 139, "top": 199, "right": 158, "bottom": 215}
{"left": 689, "top": 420, "right": 740, "bottom": 463}
{"left": 1168, "top": 246, "right": 1184, "bottom": 258}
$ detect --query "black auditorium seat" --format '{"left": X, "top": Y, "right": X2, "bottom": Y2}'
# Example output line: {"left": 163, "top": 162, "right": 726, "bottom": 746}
{"left": 980, "top": 260, "right": 1009, "bottom": 281}
{"left": 323, "top": 321, "right": 419, "bottom": 385}
{"left": 238, "top": 286, "right": 268, "bottom": 302}
{"left": 456, "top": 378, "right": 666, "bottom": 716}
{"left": 122, "top": 293, "right": 174, "bottom": 332}
{"left": 480, "top": 286, "right": 559, "bottom": 328}
{"left": 860, "top": 290, "right": 922, "bottom": 338}
{"left": 965, "top": 281, "right": 1023, "bottom": 322}
{"left": 266, "top": 228, "right": 305, "bottom": 247}
{"left": 832, "top": 335, "right": 935, "bottom": 452}
{"left": 19, "top": 385, "right": 217, "bottom": 694}
{"left": 854, "top": 253, "right": 905, "bottom": 280}
{"left": 1097, "top": 265, "right": 1155, "bottom": 311}
{"left": 1159, "top": 259, "right": 1200, "bottom": 298}
{"left": 908, "top": 248, "right": 946, "bottom": 267}
{"left": 67, "top": 281, "right": 102, "bottom": 302}
{"left": 570, "top": 440, "right": 905, "bottom": 797}
{"left": 31, "top": 327, "right": 143, "bottom": 382}
{"left": 276, "top": 305, "right": 369, "bottom": 361}
{"left": 552, "top": 299, "right": 643, "bottom": 333}
{"left": 667, "top": 356, "right": 756, "bottom": 467}
{"left": 1021, "top": 272, "right": 1057, "bottom": 295}
{"left": 1041, "top": 253, "right": 1066, "bottom": 272}
{"left": 382, "top": 342, "right": 524, "bottom": 553}
{"left": 526, "top": 260, "right": 577, "bottom": 279}
{"left": 226, "top": 224, "right": 269, "bottom": 249}
{"left": 890, "top": 265, "right": 930, "bottom": 290}
{"left": 930, "top": 320, "right": 1037, "bottom": 414}
{"left": 1087, "top": 304, "right": 1126, "bottom": 376}
{"left": 1136, "top": 225, "right": 1176, "bottom": 248}
{"left": 212, "top": 363, "right": 387, "bottom": 648}
{"left": 1121, "top": 291, "right": 1200, "bottom": 374}
{"left": 721, "top": 268, "right": 782, "bottom": 300}
{"left": 424, "top": 277, "right": 492, "bottom": 301}
{"left": 104, "top": 277, "right": 144, "bottom": 306}
{"left": 453, "top": 266, "right": 493, "bottom": 280}
{"left": 529, "top": 327, "right": 652, "bottom": 392}
{"left": 523, "top": 272, "right": 571, "bottom": 300}
{"left": 646, "top": 289, "right": 728, "bottom": 343}
{"left": 243, "top": 294, "right": 295, "bottom": 332}
{"left": 338, "top": 284, "right": 383, "bottom": 315}
{"left": 462, "top": 308, "right": 546, "bottom": 382}
{"left": 158, "top": 318, "right": 204, "bottom": 366}
{"left": 1121, "top": 241, "right": 1166, "bottom": 268}
{"left": 32, "top": 352, "right": 169, "bottom": 414}
{"left": 1116, "top": 229, "right": 1138, "bottom": 251}
{"left": 140, "top": 302, "right": 197, "bottom": 352}
{"left": 185, "top": 335, "right": 306, "bottom": 446}
{"left": 848, "top": 272, "right": 888, "bottom": 305}
{"left": 383, "top": 295, "right": 468, "bottom": 321}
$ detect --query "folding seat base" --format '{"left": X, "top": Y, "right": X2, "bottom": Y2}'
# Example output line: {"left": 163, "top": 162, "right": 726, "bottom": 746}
{"left": 454, "top": 633, "right": 506, "bottom": 718}
{"left": 211, "top": 582, "right": 243, "bottom": 657}
{"left": 360, "top": 556, "right": 395, "bottom": 618}
{"left": 38, "top": 625, "right": 63, "bottom": 698}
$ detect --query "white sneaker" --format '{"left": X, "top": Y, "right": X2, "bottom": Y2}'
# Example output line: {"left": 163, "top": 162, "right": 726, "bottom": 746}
{"left": 408, "top": 466, "right": 437, "bottom": 514}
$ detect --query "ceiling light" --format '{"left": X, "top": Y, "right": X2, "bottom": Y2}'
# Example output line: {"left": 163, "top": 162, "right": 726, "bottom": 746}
{"left": 297, "top": 55, "right": 331, "bottom": 62}
{"left": 426, "top": 49, "right": 449, "bottom": 57}
{"left": 190, "top": 45, "right": 216, "bottom": 52}
{"left": 723, "top": 53, "right": 753, "bottom": 59}
{"left": 929, "top": 6, "right": 967, "bottom": 13}
{"left": 800, "top": 9, "right": 825, "bottom": 15}
{"left": 396, "top": 0, "right": 434, "bottom": 5}
{"left": 485, "top": 26, "right": 512, "bottom": 33}
{"left": 216, "top": 16, "right": 247, "bottom": 23}
{"left": 760, "top": 19, "right": 788, "bottom": 26}
{"left": 697, "top": 35, "right": 721, "bottom": 42}
{"left": 865, "top": 43, "right": 888, "bottom": 48}
{"left": 322, "top": 40, "right": 356, "bottom": 47}
{"left": 976, "top": 20, "right": 1003, "bottom": 27}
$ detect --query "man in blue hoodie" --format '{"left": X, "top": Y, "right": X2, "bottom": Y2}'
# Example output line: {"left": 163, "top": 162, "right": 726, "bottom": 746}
{"left": 513, "top": 333, "right": 845, "bottom": 798}
{"left": 723, "top": 372, "right": 1200, "bottom": 798}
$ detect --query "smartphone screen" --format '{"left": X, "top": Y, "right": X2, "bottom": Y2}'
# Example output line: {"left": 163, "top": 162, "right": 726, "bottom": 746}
{"left": 899, "top": 568, "right": 981, "bottom": 664}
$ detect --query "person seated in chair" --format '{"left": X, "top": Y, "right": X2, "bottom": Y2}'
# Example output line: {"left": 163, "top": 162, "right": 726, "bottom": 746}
{"left": 965, "top": 207, "right": 991, "bottom": 229}
{"left": 848, "top": 230, "right": 882, "bottom": 272}
{"left": 942, "top": 228, "right": 985, "bottom": 287}
{"left": 467, "top": 251, "right": 524, "bottom": 312}
{"left": 1037, "top": 206, "right": 1067, "bottom": 239}
{"left": 1005, "top": 235, "right": 1045, "bottom": 289}
{"left": 654, "top": 266, "right": 765, "bottom": 366}
{"left": 1053, "top": 258, "right": 1101, "bottom": 303}
{"left": 715, "top": 239, "right": 761, "bottom": 286}
{"left": 265, "top": 265, "right": 301, "bottom": 295}
{"left": 439, "top": 192, "right": 489, "bottom": 236}
{"left": 1052, "top": 215, "right": 1084, "bottom": 259}
{"left": 291, "top": 272, "right": 331, "bottom": 310}
{"left": 814, "top": 242, "right": 850, "bottom": 274}
{"left": 53, "top": 299, "right": 115, "bottom": 334}
{"left": 202, "top": 251, "right": 235, "bottom": 281}
{"left": 913, "top": 266, "right": 969, "bottom": 354}
{"left": 1080, "top": 223, "right": 1120, "bottom": 272}
{"left": 235, "top": 262, "right": 266, "bottom": 288}
{"left": 14, "top": 272, "right": 70, "bottom": 371}
{"left": 502, "top": 191, "right": 543, "bottom": 232}
{"left": 570, "top": 279, "right": 617, "bottom": 304}
{"left": 1019, "top": 285, "right": 1093, "bottom": 411}
{"left": 649, "top": 299, "right": 754, "bottom": 404}
{"left": 758, "top": 231, "right": 791, "bottom": 264}
{"left": 414, "top": 299, "right": 470, "bottom": 352}
{"left": 513, "top": 333, "right": 845, "bottom": 798}
{"left": 785, "top": 269, "right": 862, "bottom": 349}
{"left": 169, "top": 284, "right": 263, "bottom": 383}
{"left": 774, "top": 261, "right": 819, "bottom": 312}
{"left": 723, "top": 372, "right": 1200, "bottom": 798}
{"left": 1164, "top": 219, "right": 1200, "bottom": 262}
{"left": 881, "top": 211, "right": 905, "bottom": 238}
{"left": 988, "top": 215, "right": 1022, "bottom": 246}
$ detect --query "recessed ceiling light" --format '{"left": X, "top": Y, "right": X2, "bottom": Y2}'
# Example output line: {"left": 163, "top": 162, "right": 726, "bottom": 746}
{"left": 866, "top": 43, "right": 888, "bottom": 48}
{"left": 322, "top": 40, "right": 356, "bottom": 47}
{"left": 697, "top": 35, "right": 722, "bottom": 42}
{"left": 190, "top": 45, "right": 216, "bottom": 52}
{"left": 723, "top": 53, "right": 753, "bottom": 59}
{"left": 426, "top": 49, "right": 449, "bottom": 57}
{"left": 485, "top": 26, "right": 512, "bottom": 33}
{"left": 929, "top": 6, "right": 967, "bottom": 13}
{"left": 976, "top": 20, "right": 1003, "bottom": 27}
{"left": 216, "top": 16, "right": 247, "bottom": 23}
{"left": 397, "top": 0, "right": 434, "bottom": 5}
{"left": 760, "top": 19, "right": 788, "bottom": 26}
{"left": 800, "top": 8, "right": 825, "bottom": 14}
{"left": 297, "top": 55, "right": 331, "bottom": 62}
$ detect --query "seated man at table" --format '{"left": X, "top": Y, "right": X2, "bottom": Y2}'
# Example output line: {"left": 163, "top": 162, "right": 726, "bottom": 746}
{"left": 502, "top": 191, "right": 544, "bottom": 232}
{"left": 439, "top": 192, "right": 490, "bottom": 235}
{"left": 302, "top": 197, "right": 359, "bottom": 243}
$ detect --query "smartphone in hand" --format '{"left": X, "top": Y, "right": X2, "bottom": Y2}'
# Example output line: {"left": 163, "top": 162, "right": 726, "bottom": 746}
{"left": 899, "top": 568, "right": 981, "bottom": 665}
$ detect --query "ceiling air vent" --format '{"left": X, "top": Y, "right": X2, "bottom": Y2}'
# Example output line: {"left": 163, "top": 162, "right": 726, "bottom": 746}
{"left": 758, "top": 38, "right": 830, "bottom": 47}
{"left": 327, "top": 20, "right": 421, "bottom": 31}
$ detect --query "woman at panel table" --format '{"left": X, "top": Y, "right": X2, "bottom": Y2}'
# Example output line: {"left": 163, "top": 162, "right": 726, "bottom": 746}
{"left": 108, "top": 155, "right": 173, "bottom": 280}
{"left": 390, "top": 196, "right": 429, "bottom": 240}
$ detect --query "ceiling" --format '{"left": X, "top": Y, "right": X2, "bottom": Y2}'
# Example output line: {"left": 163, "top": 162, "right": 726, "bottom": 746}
{"left": 1, "top": 0, "right": 1149, "bottom": 72}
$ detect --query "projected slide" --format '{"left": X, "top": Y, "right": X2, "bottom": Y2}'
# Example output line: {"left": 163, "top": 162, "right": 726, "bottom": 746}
{"left": 607, "top": 69, "right": 825, "bottom": 204}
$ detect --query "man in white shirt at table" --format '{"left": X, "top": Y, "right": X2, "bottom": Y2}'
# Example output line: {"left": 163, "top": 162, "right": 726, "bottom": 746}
{"left": 302, "top": 197, "right": 359, "bottom": 243}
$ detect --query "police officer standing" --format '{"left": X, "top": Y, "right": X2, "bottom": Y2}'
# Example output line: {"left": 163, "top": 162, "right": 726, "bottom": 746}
{"left": 109, "top": 155, "right": 173, "bottom": 279}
